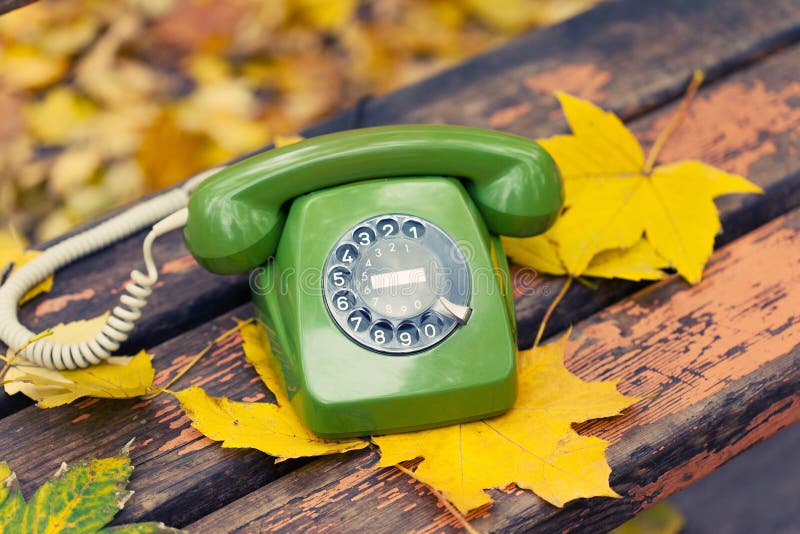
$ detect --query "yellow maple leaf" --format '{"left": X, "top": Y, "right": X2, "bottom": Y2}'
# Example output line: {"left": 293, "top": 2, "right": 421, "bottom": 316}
{"left": 528, "top": 92, "right": 762, "bottom": 283}
{"left": 503, "top": 236, "right": 670, "bottom": 281}
{"left": 0, "top": 229, "right": 53, "bottom": 304}
{"left": 373, "top": 331, "right": 640, "bottom": 513}
{"left": 238, "top": 319, "right": 289, "bottom": 404}
{"left": 172, "top": 322, "right": 368, "bottom": 461}
{"left": 3, "top": 314, "right": 155, "bottom": 408}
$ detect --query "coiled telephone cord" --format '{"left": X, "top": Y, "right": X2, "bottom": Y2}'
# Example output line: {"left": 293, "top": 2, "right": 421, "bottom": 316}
{"left": 0, "top": 167, "right": 223, "bottom": 370}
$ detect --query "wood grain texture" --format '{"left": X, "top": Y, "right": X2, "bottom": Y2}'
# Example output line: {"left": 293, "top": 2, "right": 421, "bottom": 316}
{"left": 187, "top": 206, "right": 800, "bottom": 534}
{"left": 5, "top": 0, "right": 800, "bottom": 416}
{"left": 0, "top": 303, "right": 299, "bottom": 527}
{"left": 345, "top": 0, "right": 800, "bottom": 131}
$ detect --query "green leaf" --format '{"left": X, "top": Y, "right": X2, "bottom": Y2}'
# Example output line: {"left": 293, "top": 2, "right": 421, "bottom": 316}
{"left": 98, "top": 522, "right": 184, "bottom": 533}
{"left": 0, "top": 462, "right": 25, "bottom": 529}
{"left": 611, "top": 501, "right": 686, "bottom": 534}
{"left": 1, "top": 446, "right": 185, "bottom": 533}
{"left": 20, "top": 456, "right": 132, "bottom": 533}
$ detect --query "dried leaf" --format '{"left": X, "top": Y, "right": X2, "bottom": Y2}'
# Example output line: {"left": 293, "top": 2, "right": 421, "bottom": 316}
{"left": 583, "top": 240, "right": 670, "bottom": 281}
{"left": 98, "top": 523, "right": 184, "bottom": 534}
{"left": 503, "top": 236, "right": 669, "bottom": 281}
{"left": 174, "top": 79, "right": 270, "bottom": 153}
{"left": 172, "top": 322, "right": 368, "bottom": 461}
{"left": 524, "top": 92, "right": 762, "bottom": 283}
{"left": 136, "top": 111, "right": 211, "bottom": 191}
{"left": 0, "top": 44, "right": 67, "bottom": 90}
{"left": 293, "top": 0, "right": 358, "bottom": 30}
{"left": 37, "top": 14, "right": 100, "bottom": 56}
{"left": 461, "top": 0, "right": 599, "bottom": 32}
{"left": 23, "top": 87, "right": 95, "bottom": 145}
{"left": 49, "top": 146, "right": 102, "bottom": 197}
{"left": 0, "top": 229, "right": 54, "bottom": 304}
{"left": 3, "top": 314, "right": 156, "bottom": 407}
{"left": 373, "top": 331, "right": 640, "bottom": 513}
{"left": 238, "top": 320, "right": 287, "bottom": 403}
{"left": 0, "top": 448, "right": 183, "bottom": 533}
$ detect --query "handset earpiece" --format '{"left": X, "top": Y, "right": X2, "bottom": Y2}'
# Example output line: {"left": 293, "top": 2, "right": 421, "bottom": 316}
{"left": 184, "top": 125, "right": 563, "bottom": 274}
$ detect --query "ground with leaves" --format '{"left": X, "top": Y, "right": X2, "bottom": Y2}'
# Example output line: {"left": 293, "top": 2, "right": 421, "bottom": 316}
{"left": 0, "top": 0, "right": 599, "bottom": 242}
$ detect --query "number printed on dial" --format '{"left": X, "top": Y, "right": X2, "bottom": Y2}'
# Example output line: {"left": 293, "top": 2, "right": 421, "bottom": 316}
{"left": 323, "top": 214, "right": 471, "bottom": 355}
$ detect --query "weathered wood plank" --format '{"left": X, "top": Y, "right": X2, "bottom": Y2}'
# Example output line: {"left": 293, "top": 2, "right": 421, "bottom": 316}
{"left": 187, "top": 201, "right": 800, "bottom": 534}
{"left": 0, "top": 303, "right": 296, "bottom": 527}
{"left": 5, "top": 0, "right": 800, "bottom": 416}
{"left": 344, "top": 0, "right": 800, "bottom": 132}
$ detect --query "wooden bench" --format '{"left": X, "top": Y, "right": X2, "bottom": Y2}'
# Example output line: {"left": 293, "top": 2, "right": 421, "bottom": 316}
{"left": 2, "top": 0, "right": 800, "bottom": 531}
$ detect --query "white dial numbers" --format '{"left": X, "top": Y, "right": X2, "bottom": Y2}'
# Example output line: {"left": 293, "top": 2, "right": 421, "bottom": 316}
{"left": 323, "top": 214, "right": 471, "bottom": 355}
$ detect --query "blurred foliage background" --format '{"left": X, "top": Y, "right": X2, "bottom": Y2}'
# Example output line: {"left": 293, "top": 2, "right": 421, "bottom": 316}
{"left": 0, "top": 0, "right": 598, "bottom": 242}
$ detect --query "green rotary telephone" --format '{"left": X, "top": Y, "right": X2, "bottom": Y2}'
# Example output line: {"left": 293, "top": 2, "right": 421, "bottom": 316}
{"left": 184, "top": 125, "right": 562, "bottom": 438}
{"left": 0, "top": 124, "right": 561, "bottom": 439}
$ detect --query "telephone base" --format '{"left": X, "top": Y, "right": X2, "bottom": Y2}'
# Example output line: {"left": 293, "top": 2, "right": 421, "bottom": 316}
{"left": 251, "top": 178, "right": 519, "bottom": 438}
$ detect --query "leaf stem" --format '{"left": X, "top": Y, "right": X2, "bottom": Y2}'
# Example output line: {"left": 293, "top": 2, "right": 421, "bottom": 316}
{"left": 394, "top": 463, "right": 479, "bottom": 534}
{"left": 142, "top": 319, "right": 254, "bottom": 400}
{"left": 0, "top": 329, "right": 53, "bottom": 380}
{"left": 643, "top": 69, "right": 704, "bottom": 175}
{"left": 534, "top": 277, "right": 573, "bottom": 348}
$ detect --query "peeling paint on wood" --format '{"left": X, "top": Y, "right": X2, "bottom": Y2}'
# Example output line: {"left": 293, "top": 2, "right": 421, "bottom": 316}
{"left": 524, "top": 63, "right": 612, "bottom": 102}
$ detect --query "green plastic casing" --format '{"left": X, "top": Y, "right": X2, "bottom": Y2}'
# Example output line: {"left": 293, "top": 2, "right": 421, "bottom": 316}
{"left": 252, "top": 178, "right": 518, "bottom": 437}
{"left": 183, "top": 125, "right": 563, "bottom": 438}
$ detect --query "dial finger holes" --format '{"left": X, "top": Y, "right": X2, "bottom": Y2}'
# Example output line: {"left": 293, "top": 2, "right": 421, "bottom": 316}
{"left": 333, "top": 290, "right": 356, "bottom": 312}
{"left": 336, "top": 244, "right": 358, "bottom": 264}
{"left": 402, "top": 220, "right": 425, "bottom": 239}
{"left": 421, "top": 312, "right": 443, "bottom": 338}
{"left": 397, "top": 323, "right": 419, "bottom": 347}
{"left": 347, "top": 309, "right": 370, "bottom": 332}
{"left": 377, "top": 218, "right": 399, "bottom": 238}
{"left": 370, "top": 321, "right": 393, "bottom": 345}
{"left": 329, "top": 267, "right": 350, "bottom": 288}
{"left": 324, "top": 213, "right": 470, "bottom": 354}
{"left": 353, "top": 226, "right": 375, "bottom": 246}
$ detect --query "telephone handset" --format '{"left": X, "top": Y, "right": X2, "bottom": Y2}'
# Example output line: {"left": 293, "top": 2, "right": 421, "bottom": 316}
{"left": 184, "top": 125, "right": 562, "bottom": 437}
{"left": 183, "top": 125, "right": 562, "bottom": 274}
